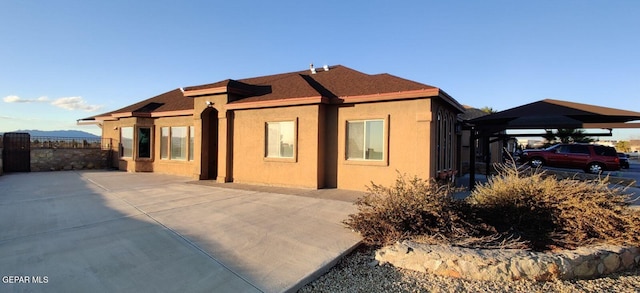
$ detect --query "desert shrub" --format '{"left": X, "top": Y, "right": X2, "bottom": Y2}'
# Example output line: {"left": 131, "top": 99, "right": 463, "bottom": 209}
{"left": 468, "top": 163, "right": 640, "bottom": 250}
{"left": 343, "top": 173, "right": 493, "bottom": 246}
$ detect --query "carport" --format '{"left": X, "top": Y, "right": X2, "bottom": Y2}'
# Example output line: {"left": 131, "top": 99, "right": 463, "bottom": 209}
{"left": 463, "top": 99, "right": 640, "bottom": 189}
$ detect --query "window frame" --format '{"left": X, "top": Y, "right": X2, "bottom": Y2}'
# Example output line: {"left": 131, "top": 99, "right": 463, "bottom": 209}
{"left": 264, "top": 119, "right": 297, "bottom": 162}
{"left": 189, "top": 126, "right": 195, "bottom": 161}
{"left": 159, "top": 126, "right": 194, "bottom": 161}
{"left": 170, "top": 126, "right": 188, "bottom": 161}
{"left": 120, "top": 126, "right": 134, "bottom": 159}
{"left": 436, "top": 108, "right": 455, "bottom": 172}
{"left": 160, "top": 127, "right": 169, "bottom": 160}
{"left": 344, "top": 118, "right": 388, "bottom": 166}
{"left": 137, "top": 126, "right": 153, "bottom": 160}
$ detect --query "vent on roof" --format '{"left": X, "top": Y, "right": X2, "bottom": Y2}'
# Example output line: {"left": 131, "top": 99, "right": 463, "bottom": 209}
{"left": 310, "top": 63, "right": 316, "bottom": 74}
{"left": 323, "top": 65, "right": 329, "bottom": 71}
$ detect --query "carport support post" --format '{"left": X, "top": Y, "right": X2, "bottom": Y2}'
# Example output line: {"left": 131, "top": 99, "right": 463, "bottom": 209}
{"left": 484, "top": 134, "right": 491, "bottom": 177}
{"left": 469, "top": 128, "right": 476, "bottom": 190}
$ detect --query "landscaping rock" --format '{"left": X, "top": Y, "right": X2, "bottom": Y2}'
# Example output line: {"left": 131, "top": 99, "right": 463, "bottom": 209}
{"left": 375, "top": 241, "right": 640, "bottom": 281}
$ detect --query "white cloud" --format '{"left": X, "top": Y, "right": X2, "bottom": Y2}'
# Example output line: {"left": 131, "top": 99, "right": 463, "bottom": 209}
{"left": 3, "top": 95, "right": 49, "bottom": 103}
{"left": 3, "top": 95, "right": 102, "bottom": 112}
{"left": 51, "top": 96, "right": 102, "bottom": 112}
{"left": 3, "top": 95, "right": 20, "bottom": 102}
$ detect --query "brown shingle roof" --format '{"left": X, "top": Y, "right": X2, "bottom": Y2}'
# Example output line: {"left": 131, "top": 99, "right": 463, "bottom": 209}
{"left": 459, "top": 105, "right": 490, "bottom": 120}
{"left": 86, "top": 65, "right": 462, "bottom": 120}
{"left": 92, "top": 88, "right": 192, "bottom": 119}
{"left": 185, "top": 65, "right": 441, "bottom": 104}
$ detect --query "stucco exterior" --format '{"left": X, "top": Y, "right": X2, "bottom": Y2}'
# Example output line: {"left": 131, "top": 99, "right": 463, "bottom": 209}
{"left": 86, "top": 65, "right": 464, "bottom": 191}
{"left": 337, "top": 99, "right": 433, "bottom": 190}
{"left": 102, "top": 115, "right": 196, "bottom": 176}
{"left": 232, "top": 105, "right": 322, "bottom": 188}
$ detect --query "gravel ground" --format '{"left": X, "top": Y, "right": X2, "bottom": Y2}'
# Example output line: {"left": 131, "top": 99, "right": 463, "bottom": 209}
{"left": 299, "top": 246, "right": 640, "bottom": 293}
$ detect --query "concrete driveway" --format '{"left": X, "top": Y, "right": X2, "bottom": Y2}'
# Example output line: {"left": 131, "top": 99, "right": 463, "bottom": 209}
{"left": 0, "top": 171, "right": 361, "bottom": 292}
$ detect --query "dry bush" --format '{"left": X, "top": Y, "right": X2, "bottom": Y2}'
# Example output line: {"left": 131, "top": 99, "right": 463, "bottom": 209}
{"left": 468, "top": 163, "right": 640, "bottom": 250}
{"left": 346, "top": 164, "right": 640, "bottom": 251}
{"left": 343, "top": 173, "right": 493, "bottom": 246}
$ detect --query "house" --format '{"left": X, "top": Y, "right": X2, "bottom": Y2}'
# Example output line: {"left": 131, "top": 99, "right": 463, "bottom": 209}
{"left": 84, "top": 65, "right": 464, "bottom": 191}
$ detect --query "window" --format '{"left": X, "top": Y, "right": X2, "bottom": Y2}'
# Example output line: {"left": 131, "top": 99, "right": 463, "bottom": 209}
{"left": 569, "top": 145, "right": 590, "bottom": 154}
{"left": 170, "top": 126, "right": 187, "bottom": 160}
{"left": 160, "top": 126, "right": 194, "bottom": 161}
{"left": 448, "top": 115, "right": 454, "bottom": 168}
{"left": 436, "top": 111, "right": 441, "bottom": 170}
{"left": 138, "top": 127, "right": 151, "bottom": 159}
{"left": 121, "top": 127, "right": 133, "bottom": 158}
{"left": 266, "top": 121, "right": 295, "bottom": 158}
{"left": 346, "top": 120, "right": 384, "bottom": 160}
{"left": 160, "top": 127, "right": 169, "bottom": 159}
{"left": 436, "top": 109, "right": 455, "bottom": 171}
{"left": 189, "top": 126, "right": 195, "bottom": 161}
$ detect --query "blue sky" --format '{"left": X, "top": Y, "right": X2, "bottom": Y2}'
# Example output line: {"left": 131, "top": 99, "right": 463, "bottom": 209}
{"left": 1, "top": 1, "right": 639, "bottom": 140}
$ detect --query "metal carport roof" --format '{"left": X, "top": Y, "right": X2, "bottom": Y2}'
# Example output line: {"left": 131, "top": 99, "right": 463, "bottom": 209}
{"left": 464, "top": 99, "right": 640, "bottom": 188}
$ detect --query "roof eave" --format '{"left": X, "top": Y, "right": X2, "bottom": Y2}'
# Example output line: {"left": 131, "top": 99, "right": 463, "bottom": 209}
{"left": 76, "top": 118, "right": 101, "bottom": 126}
{"left": 437, "top": 89, "right": 465, "bottom": 113}
{"left": 150, "top": 109, "right": 193, "bottom": 117}
{"left": 183, "top": 86, "right": 228, "bottom": 97}
{"left": 226, "top": 96, "right": 328, "bottom": 110}
{"left": 183, "top": 85, "right": 258, "bottom": 98}
{"left": 334, "top": 88, "right": 463, "bottom": 112}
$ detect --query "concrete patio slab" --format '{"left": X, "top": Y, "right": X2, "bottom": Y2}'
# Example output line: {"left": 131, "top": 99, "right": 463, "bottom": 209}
{"left": 0, "top": 171, "right": 362, "bottom": 293}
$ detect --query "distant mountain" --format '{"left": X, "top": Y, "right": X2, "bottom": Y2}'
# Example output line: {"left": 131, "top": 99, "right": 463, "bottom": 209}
{"left": 0, "top": 130, "right": 99, "bottom": 138}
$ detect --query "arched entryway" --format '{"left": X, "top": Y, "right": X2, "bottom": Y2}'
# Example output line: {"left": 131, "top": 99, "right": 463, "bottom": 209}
{"left": 200, "top": 108, "right": 218, "bottom": 180}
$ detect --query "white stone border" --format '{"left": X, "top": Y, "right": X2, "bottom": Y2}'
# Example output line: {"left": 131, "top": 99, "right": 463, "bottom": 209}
{"left": 375, "top": 241, "right": 640, "bottom": 281}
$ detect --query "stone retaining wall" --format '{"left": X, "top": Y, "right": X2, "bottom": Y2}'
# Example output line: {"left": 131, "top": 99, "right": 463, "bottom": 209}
{"left": 31, "top": 149, "right": 109, "bottom": 171}
{"left": 376, "top": 241, "right": 640, "bottom": 281}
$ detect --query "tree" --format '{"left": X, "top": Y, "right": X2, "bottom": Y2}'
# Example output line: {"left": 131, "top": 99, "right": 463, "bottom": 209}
{"left": 556, "top": 128, "right": 594, "bottom": 143}
{"left": 480, "top": 106, "right": 496, "bottom": 114}
{"left": 616, "top": 141, "right": 631, "bottom": 152}
{"left": 542, "top": 130, "right": 557, "bottom": 147}
{"left": 543, "top": 128, "right": 594, "bottom": 147}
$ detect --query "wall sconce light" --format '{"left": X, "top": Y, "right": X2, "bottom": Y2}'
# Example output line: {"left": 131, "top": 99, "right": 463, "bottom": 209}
{"left": 206, "top": 101, "right": 214, "bottom": 107}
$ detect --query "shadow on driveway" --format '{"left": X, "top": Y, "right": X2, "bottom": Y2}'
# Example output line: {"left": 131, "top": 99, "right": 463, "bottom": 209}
{"left": 0, "top": 171, "right": 361, "bottom": 292}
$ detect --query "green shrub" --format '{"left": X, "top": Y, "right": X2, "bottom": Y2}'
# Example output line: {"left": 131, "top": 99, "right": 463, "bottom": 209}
{"left": 343, "top": 173, "right": 492, "bottom": 246}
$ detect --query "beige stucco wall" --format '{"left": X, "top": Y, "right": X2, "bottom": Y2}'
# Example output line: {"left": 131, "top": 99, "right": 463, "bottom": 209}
{"left": 152, "top": 116, "right": 196, "bottom": 176}
{"left": 232, "top": 105, "right": 323, "bottom": 189}
{"left": 102, "top": 115, "right": 195, "bottom": 176}
{"left": 98, "top": 94, "right": 461, "bottom": 192}
{"left": 336, "top": 99, "right": 434, "bottom": 191}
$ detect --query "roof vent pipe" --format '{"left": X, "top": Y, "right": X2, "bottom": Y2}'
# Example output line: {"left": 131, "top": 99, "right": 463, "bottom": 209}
{"left": 323, "top": 65, "right": 329, "bottom": 71}
{"left": 310, "top": 63, "right": 316, "bottom": 74}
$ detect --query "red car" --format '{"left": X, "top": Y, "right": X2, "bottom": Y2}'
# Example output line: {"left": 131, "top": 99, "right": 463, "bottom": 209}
{"left": 521, "top": 143, "right": 620, "bottom": 174}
